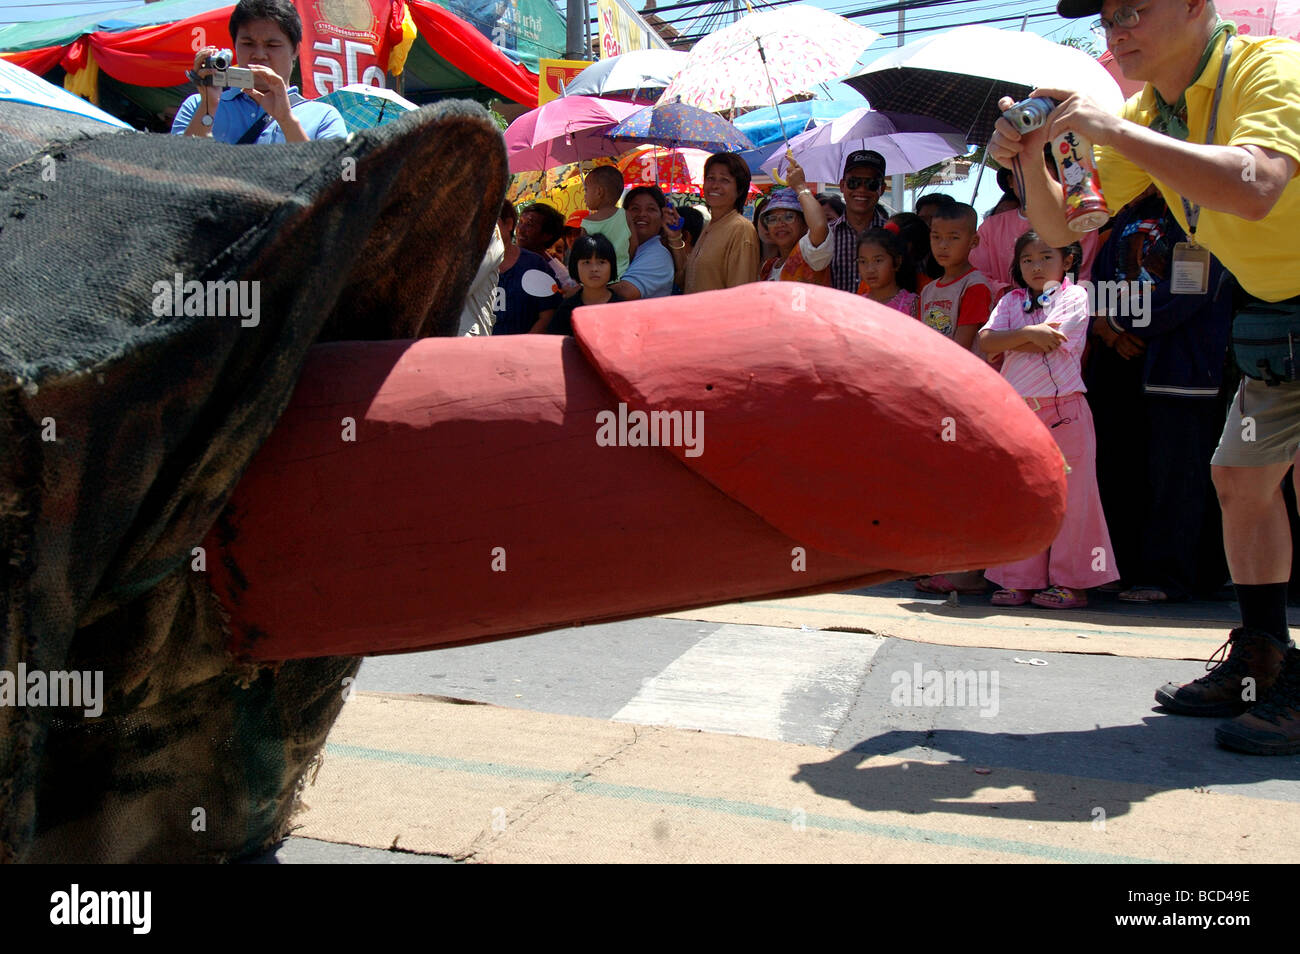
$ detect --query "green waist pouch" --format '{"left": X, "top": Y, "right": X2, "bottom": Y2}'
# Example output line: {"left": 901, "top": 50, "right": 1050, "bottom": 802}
{"left": 1233, "top": 297, "right": 1300, "bottom": 386}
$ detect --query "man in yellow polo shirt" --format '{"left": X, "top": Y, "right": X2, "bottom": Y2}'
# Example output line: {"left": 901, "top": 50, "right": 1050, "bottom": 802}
{"left": 990, "top": 0, "right": 1300, "bottom": 755}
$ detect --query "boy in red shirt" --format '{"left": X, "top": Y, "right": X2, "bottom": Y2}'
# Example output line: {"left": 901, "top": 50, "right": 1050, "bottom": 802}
{"left": 917, "top": 202, "right": 994, "bottom": 353}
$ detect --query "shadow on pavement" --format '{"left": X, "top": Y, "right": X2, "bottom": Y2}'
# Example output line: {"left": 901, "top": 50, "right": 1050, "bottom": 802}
{"left": 794, "top": 716, "right": 1300, "bottom": 823}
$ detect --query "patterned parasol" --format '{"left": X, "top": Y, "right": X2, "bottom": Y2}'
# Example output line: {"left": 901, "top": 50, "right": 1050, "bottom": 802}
{"left": 609, "top": 101, "right": 755, "bottom": 153}
{"left": 659, "top": 5, "right": 881, "bottom": 114}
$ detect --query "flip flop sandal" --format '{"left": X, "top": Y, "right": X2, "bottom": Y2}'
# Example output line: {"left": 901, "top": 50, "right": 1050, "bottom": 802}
{"left": 991, "top": 588, "right": 1031, "bottom": 606}
{"left": 1031, "top": 585, "right": 1088, "bottom": 609}
{"left": 1117, "top": 587, "right": 1169, "bottom": 603}
{"left": 914, "top": 574, "right": 987, "bottom": 595}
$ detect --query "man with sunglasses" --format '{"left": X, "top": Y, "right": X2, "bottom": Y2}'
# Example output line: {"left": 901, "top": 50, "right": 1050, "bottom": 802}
{"left": 990, "top": 0, "right": 1300, "bottom": 755}
{"left": 829, "top": 150, "right": 892, "bottom": 292}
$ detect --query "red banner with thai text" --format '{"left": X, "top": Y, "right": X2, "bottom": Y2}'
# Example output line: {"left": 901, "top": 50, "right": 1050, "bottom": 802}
{"left": 297, "top": 0, "right": 406, "bottom": 97}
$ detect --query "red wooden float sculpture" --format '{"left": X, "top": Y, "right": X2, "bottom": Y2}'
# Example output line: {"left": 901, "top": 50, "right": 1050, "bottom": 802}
{"left": 209, "top": 284, "right": 1067, "bottom": 662}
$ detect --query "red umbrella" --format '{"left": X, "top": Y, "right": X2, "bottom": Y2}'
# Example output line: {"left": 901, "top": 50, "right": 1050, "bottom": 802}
{"left": 619, "top": 145, "right": 764, "bottom": 197}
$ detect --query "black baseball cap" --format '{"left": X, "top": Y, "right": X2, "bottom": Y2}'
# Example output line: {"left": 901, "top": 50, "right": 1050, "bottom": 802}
{"left": 842, "top": 150, "right": 886, "bottom": 177}
{"left": 1057, "top": 0, "right": 1103, "bottom": 17}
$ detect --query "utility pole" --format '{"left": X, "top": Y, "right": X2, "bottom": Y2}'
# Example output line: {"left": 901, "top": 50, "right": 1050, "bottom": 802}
{"left": 890, "top": 5, "right": 905, "bottom": 214}
{"left": 567, "top": 0, "right": 588, "bottom": 59}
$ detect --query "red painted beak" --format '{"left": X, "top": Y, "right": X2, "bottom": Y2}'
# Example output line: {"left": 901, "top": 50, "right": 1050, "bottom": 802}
{"left": 208, "top": 284, "right": 1066, "bottom": 661}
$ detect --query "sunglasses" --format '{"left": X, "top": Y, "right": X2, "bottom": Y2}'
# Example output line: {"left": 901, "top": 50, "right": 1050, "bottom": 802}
{"left": 762, "top": 210, "right": 800, "bottom": 225}
{"left": 845, "top": 176, "right": 883, "bottom": 191}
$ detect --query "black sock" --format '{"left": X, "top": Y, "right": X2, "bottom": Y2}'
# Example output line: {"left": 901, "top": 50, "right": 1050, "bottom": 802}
{"left": 1235, "top": 583, "right": 1290, "bottom": 645}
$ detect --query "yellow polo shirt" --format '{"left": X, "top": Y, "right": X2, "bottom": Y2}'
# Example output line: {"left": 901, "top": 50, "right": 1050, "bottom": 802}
{"left": 1094, "top": 33, "right": 1300, "bottom": 302}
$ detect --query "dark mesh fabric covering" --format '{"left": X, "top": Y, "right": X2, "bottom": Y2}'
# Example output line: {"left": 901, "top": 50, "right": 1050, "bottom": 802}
{"left": 0, "top": 100, "right": 508, "bottom": 862}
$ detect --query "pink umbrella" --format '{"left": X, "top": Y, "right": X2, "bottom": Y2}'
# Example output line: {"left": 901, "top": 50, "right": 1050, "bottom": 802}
{"left": 1222, "top": 0, "right": 1300, "bottom": 41}
{"left": 505, "top": 96, "right": 643, "bottom": 173}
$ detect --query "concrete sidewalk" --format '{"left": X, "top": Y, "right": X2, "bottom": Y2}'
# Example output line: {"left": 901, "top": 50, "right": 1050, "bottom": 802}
{"left": 269, "top": 583, "right": 1299, "bottom": 863}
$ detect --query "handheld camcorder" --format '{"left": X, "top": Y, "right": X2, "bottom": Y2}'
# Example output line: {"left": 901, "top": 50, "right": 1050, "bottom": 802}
{"left": 191, "top": 49, "right": 255, "bottom": 90}
{"left": 1001, "top": 95, "right": 1110, "bottom": 232}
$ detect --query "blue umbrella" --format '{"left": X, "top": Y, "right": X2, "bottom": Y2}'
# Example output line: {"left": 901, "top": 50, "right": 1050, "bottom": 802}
{"left": 609, "top": 101, "right": 755, "bottom": 154}
{"left": 317, "top": 84, "right": 417, "bottom": 133}
{"left": 732, "top": 86, "right": 866, "bottom": 148}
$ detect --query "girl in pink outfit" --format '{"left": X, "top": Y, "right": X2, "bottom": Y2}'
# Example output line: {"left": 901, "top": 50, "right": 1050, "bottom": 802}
{"left": 977, "top": 231, "right": 1118, "bottom": 609}
{"left": 857, "top": 227, "right": 918, "bottom": 317}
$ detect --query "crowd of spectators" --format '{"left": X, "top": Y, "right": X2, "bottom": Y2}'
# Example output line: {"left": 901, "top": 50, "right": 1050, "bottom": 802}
{"left": 490, "top": 141, "right": 1240, "bottom": 614}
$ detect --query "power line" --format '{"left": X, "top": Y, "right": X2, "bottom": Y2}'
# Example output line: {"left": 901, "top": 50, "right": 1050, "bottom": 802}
{"left": 642, "top": 0, "right": 970, "bottom": 17}
{"left": 0, "top": 0, "right": 140, "bottom": 7}
{"left": 632, "top": 0, "right": 972, "bottom": 36}
{"left": 587, "top": 0, "right": 975, "bottom": 30}
{"left": 670, "top": 6, "right": 1059, "bottom": 42}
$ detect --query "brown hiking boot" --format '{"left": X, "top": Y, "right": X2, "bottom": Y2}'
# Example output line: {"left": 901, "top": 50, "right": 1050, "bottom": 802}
{"left": 1154, "top": 628, "right": 1289, "bottom": 717}
{"left": 1216, "top": 648, "right": 1300, "bottom": 755}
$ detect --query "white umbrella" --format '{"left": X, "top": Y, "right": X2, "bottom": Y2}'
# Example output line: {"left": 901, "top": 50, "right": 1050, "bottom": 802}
{"left": 562, "top": 50, "right": 689, "bottom": 100}
{"left": 660, "top": 5, "right": 881, "bottom": 115}
{"left": 844, "top": 25, "right": 1124, "bottom": 144}
{"left": 764, "top": 109, "right": 969, "bottom": 184}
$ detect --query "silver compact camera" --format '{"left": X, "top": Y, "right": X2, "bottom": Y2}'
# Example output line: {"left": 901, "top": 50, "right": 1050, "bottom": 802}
{"left": 192, "top": 49, "right": 255, "bottom": 90}
{"left": 1002, "top": 96, "right": 1058, "bottom": 134}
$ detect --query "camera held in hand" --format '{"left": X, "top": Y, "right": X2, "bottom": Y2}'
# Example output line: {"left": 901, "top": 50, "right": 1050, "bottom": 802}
{"left": 1001, "top": 95, "right": 1110, "bottom": 232}
{"left": 1002, "top": 96, "right": 1057, "bottom": 134}
{"left": 190, "top": 49, "right": 255, "bottom": 90}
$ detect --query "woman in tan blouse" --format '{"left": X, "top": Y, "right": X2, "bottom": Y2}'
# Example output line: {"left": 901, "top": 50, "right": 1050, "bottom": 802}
{"left": 681, "top": 152, "right": 760, "bottom": 293}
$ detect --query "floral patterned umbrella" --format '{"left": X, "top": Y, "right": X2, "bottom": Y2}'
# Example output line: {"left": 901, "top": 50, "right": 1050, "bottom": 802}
{"left": 609, "top": 101, "right": 755, "bottom": 153}
{"left": 1221, "top": 0, "right": 1300, "bottom": 40}
{"left": 659, "top": 5, "right": 881, "bottom": 115}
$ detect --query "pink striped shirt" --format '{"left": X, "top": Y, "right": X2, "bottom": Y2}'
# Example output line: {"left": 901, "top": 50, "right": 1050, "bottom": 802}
{"left": 980, "top": 281, "right": 1090, "bottom": 399}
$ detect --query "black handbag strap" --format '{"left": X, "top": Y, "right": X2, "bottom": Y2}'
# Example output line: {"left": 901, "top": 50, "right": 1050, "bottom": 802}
{"left": 235, "top": 112, "right": 273, "bottom": 145}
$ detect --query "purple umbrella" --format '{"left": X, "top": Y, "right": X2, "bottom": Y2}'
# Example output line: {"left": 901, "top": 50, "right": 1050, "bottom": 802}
{"left": 763, "top": 109, "right": 969, "bottom": 184}
{"left": 505, "top": 96, "right": 643, "bottom": 173}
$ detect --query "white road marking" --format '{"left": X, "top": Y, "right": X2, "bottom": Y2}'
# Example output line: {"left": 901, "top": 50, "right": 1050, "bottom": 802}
{"left": 612, "top": 623, "right": 884, "bottom": 745}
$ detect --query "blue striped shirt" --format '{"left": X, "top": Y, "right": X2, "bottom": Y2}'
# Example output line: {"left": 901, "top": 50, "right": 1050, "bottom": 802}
{"left": 171, "top": 86, "right": 347, "bottom": 144}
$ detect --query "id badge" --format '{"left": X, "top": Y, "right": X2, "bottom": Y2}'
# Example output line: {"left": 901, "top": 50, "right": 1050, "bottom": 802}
{"left": 1170, "top": 241, "right": 1211, "bottom": 295}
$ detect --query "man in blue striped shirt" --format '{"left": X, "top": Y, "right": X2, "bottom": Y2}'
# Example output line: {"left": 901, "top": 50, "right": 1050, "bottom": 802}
{"left": 171, "top": 0, "right": 346, "bottom": 144}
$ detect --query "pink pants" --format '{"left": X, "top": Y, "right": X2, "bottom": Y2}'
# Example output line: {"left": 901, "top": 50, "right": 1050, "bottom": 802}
{"left": 986, "top": 393, "right": 1119, "bottom": 591}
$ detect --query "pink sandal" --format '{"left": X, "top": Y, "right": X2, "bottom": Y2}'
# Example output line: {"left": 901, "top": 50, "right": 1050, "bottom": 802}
{"left": 991, "top": 588, "right": 1031, "bottom": 606}
{"left": 914, "top": 574, "right": 987, "bottom": 595}
{"left": 1030, "top": 585, "right": 1088, "bottom": 609}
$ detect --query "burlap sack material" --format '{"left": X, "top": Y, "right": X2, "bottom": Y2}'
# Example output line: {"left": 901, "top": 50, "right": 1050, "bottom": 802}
{"left": 0, "top": 100, "right": 508, "bottom": 862}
